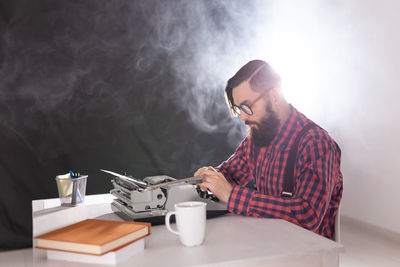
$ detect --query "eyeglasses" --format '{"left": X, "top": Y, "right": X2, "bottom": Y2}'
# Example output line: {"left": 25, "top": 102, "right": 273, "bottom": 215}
{"left": 232, "top": 90, "right": 269, "bottom": 116}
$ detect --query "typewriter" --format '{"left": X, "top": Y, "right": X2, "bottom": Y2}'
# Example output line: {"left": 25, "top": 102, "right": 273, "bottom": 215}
{"left": 102, "top": 170, "right": 228, "bottom": 225}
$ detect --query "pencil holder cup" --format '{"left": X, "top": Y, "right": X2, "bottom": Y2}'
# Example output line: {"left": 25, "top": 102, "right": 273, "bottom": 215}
{"left": 55, "top": 175, "right": 87, "bottom": 206}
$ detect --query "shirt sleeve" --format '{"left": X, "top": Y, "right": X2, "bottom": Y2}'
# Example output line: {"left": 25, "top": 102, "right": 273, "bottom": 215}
{"left": 215, "top": 138, "right": 252, "bottom": 186}
{"left": 227, "top": 130, "right": 340, "bottom": 234}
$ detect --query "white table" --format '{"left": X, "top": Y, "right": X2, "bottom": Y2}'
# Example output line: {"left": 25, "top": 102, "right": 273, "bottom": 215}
{"left": 0, "top": 194, "right": 344, "bottom": 267}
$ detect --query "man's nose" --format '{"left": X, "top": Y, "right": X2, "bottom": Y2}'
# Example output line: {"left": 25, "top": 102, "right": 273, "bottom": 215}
{"left": 240, "top": 112, "right": 249, "bottom": 121}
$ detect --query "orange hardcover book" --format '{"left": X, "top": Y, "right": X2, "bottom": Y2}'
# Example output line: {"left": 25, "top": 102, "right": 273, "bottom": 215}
{"left": 35, "top": 219, "right": 151, "bottom": 255}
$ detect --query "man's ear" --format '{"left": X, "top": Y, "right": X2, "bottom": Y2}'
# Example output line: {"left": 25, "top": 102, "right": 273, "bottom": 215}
{"left": 269, "top": 87, "right": 280, "bottom": 107}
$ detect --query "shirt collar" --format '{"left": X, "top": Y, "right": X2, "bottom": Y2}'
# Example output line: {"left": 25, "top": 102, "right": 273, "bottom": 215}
{"left": 271, "top": 104, "right": 310, "bottom": 151}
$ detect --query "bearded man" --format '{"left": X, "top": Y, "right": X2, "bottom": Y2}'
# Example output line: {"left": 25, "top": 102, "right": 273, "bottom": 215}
{"left": 196, "top": 60, "right": 343, "bottom": 239}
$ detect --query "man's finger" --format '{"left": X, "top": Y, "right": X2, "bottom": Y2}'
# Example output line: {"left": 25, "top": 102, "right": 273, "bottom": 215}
{"left": 201, "top": 181, "right": 215, "bottom": 191}
{"left": 201, "top": 175, "right": 216, "bottom": 183}
{"left": 194, "top": 167, "right": 207, "bottom": 176}
{"left": 197, "top": 183, "right": 209, "bottom": 191}
{"left": 207, "top": 166, "right": 217, "bottom": 171}
{"left": 202, "top": 169, "right": 220, "bottom": 177}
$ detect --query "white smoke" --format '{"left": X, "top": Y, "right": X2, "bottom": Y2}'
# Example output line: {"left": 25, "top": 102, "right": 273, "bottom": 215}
{"left": 131, "top": 0, "right": 276, "bottom": 143}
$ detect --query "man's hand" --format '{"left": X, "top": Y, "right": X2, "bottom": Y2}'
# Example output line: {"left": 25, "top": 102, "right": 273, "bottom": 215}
{"left": 194, "top": 166, "right": 233, "bottom": 203}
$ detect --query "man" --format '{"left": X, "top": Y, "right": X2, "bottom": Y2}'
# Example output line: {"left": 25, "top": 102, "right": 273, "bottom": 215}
{"left": 196, "top": 60, "right": 343, "bottom": 239}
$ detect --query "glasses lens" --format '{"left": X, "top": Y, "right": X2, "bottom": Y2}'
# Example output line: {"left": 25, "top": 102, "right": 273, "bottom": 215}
{"left": 240, "top": 104, "right": 253, "bottom": 115}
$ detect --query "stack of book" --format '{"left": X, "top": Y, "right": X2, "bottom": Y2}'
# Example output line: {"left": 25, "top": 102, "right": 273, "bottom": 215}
{"left": 34, "top": 219, "right": 151, "bottom": 265}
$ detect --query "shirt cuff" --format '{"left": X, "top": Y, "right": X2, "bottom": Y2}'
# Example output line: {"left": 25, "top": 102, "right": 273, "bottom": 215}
{"left": 227, "top": 185, "right": 252, "bottom": 215}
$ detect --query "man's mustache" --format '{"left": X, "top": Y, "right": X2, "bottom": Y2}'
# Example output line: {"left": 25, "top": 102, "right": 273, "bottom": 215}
{"left": 245, "top": 121, "right": 259, "bottom": 126}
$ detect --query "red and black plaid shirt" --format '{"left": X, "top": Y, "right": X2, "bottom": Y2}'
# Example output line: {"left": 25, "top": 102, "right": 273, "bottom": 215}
{"left": 217, "top": 106, "right": 343, "bottom": 238}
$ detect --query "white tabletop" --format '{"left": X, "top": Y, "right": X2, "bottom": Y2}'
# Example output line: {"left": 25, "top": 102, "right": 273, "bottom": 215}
{"left": 0, "top": 194, "right": 344, "bottom": 267}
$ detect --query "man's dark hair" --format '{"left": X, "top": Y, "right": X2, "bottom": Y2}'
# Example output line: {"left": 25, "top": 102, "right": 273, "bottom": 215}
{"left": 225, "top": 60, "right": 281, "bottom": 116}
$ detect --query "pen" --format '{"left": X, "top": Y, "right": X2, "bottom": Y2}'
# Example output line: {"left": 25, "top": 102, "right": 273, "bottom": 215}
{"left": 69, "top": 170, "right": 83, "bottom": 203}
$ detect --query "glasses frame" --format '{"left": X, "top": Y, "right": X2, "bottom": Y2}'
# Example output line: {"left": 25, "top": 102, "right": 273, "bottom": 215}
{"left": 233, "top": 90, "right": 270, "bottom": 116}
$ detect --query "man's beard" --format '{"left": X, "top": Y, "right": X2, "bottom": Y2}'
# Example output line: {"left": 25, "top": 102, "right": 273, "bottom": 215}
{"left": 246, "top": 103, "right": 280, "bottom": 147}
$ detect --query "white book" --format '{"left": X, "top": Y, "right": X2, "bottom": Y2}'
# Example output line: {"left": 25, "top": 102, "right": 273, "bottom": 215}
{"left": 46, "top": 238, "right": 145, "bottom": 265}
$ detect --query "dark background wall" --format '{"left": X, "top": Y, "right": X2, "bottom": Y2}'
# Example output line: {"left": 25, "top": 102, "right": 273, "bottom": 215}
{"left": 0, "top": 0, "right": 263, "bottom": 250}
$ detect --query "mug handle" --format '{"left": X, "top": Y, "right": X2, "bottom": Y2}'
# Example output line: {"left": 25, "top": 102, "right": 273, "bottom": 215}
{"left": 165, "top": 211, "right": 179, "bottom": 235}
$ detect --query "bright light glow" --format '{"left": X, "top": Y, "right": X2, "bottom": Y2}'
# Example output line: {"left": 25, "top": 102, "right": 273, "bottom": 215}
{"left": 248, "top": 1, "right": 341, "bottom": 119}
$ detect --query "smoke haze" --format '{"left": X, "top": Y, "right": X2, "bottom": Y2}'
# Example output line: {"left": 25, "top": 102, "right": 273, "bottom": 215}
{"left": 0, "top": 0, "right": 276, "bottom": 249}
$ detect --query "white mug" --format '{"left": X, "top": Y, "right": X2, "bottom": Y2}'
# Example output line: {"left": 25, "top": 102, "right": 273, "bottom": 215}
{"left": 165, "top": 201, "right": 207, "bottom": 247}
